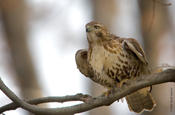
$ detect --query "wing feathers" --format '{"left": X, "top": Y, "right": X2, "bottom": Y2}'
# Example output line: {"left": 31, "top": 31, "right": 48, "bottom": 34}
{"left": 122, "top": 38, "right": 148, "bottom": 65}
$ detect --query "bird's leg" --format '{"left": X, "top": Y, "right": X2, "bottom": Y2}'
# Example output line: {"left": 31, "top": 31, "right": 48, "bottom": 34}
{"left": 102, "top": 87, "right": 122, "bottom": 102}
{"left": 102, "top": 88, "right": 114, "bottom": 97}
{"left": 116, "top": 79, "right": 129, "bottom": 102}
{"left": 102, "top": 79, "right": 130, "bottom": 100}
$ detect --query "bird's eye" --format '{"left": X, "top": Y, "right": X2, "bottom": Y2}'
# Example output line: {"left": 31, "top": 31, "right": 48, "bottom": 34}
{"left": 94, "top": 25, "right": 100, "bottom": 29}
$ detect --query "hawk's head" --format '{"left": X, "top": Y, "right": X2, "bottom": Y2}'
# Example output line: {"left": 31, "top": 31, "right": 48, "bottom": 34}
{"left": 85, "top": 21, "right": 109, "bottom": 43}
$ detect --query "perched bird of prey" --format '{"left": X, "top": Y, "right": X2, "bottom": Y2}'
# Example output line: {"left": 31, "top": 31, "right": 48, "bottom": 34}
{"left": 75, "top": 21, "right": 156, "bottom": 113}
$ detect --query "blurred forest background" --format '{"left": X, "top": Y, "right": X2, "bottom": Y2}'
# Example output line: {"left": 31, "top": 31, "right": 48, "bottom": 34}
{"left": 0, "top": 0, "right": 175, "bottom": 115}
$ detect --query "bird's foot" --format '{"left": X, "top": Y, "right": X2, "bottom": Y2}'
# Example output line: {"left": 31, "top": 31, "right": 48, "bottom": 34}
{"left": 102, "top": 88, "right": 122, "bottom": 102}
{"left": 118, "top": 78, "right": 129, "bottom": 88}
{"left": 102, "top": 88, "right": 116, "bottom": 97}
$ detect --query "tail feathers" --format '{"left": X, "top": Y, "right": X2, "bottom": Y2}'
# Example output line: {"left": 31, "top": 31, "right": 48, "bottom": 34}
{"left": 126, "top": 88, "right": 156, "bottom": 113}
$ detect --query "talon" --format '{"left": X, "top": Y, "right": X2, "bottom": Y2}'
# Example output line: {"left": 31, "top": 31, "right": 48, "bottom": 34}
{"left": 102, "top": 88, "right": 115, "bottom": 97}
{"left": 149, "top": 85, "right": 152, "bottom": 92}
{"left": 102, "top": 90, "right": 111, "bottom": 97}
{"left": 119, "top": 79, "right": 129, "bottom": 88}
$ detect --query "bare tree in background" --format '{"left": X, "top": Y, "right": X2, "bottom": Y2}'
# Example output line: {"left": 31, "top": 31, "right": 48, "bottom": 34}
{"left": 139, "top": 0, "right": 171, "bottom": 64}
{"left": 138, "top": 0, "right": 175, "bottom": 115}
{"left": 89, "top": 0, "right": 117, "bottom": 115}
{"left": 0, "top": 0, "right": 43, "bottom": 114}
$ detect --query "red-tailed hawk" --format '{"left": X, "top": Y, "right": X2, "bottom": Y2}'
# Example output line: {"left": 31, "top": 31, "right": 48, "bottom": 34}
{"left": 76, "top": 21, "right": 156, "bottom": 113}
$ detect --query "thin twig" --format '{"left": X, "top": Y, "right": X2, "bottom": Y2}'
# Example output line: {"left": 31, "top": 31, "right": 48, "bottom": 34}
{"left": 0, "top": 94, "right": 92, "bottom": 113}
{"left": 0, "top": 69, "right": 175, "bottom": 114}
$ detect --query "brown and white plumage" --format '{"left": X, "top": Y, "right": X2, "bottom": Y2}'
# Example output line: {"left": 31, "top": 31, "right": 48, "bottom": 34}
{"left": 76, "top": 21, "right": 156, "bottom": 113}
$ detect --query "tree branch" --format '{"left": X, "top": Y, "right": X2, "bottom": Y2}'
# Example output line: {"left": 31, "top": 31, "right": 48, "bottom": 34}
{"left": 0, "top": 94, "right": 92, "bottom": 113}
{"left": 0, "top": 69, "right": 175, "bottom": 114}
